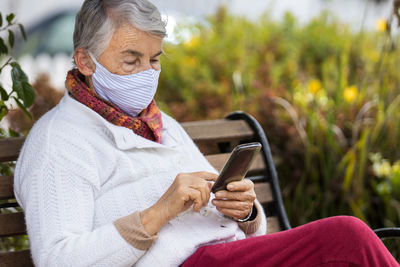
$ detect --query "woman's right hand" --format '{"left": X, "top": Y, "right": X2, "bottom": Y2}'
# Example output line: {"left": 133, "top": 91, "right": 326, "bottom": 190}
{"left": 140, "top": 172, "right": 218, "bottom": 235}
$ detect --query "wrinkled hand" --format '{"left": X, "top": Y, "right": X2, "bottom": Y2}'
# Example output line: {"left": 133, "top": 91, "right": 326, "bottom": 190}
{"left": 212, "top": 179, "right": 256, "bottom": 220}
{"left": 141, "top": 172, "right": 217, "bottom": 235}
{"left": 157, "top": 172, "right": 218, "bottom": 221}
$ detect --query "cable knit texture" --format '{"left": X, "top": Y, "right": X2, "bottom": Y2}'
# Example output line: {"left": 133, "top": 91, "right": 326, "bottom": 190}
{"left": 14, "top": 93, "right": 267, "bottom": 267}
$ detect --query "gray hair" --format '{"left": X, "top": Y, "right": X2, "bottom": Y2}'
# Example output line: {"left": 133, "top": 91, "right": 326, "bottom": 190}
{"left": 73, "top": 0, "right": 167, "bottom": 58}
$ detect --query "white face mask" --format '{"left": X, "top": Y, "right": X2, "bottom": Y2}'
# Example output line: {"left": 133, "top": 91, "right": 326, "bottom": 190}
{"left": 90, "top": 55, "right": 161, "bottom": 117}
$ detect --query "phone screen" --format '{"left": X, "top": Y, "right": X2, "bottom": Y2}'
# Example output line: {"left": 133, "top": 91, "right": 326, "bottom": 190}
{"left": 211, "top": 142, "right": 261, "bottom": 193}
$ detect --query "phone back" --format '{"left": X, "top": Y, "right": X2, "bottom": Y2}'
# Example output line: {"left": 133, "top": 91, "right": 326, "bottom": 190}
{"left": 211, "top": 142, "right": 261, "bottom": 193}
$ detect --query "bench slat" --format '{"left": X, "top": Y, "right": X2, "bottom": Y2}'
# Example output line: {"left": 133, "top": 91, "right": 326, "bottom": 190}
{"left": 254, "top": 183, "right": 273, "bottom": 204}
{"left": 266, "top": 216, "right": 281, "bottom": 234}
{"left": 0, "top": 175, "right": 14, "bottom": 200}
{"left": 0, "top": 137, "right": 25, "bottom": 162}
{"left": 205, "top": 153, "right": 264, "bottom": 175}
{"left": 0, "top": 249, "right": 34, "bottom": 267}
{"left": 182, "top": 120, "right": 253, "bottom": 143}
{"left": 0, "top": 212, "right": 26, "bottom": 237}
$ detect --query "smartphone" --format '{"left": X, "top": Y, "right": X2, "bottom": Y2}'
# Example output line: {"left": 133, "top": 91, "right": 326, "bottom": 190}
{"left": 211, "top": 142, "right": 262, "bottom": 193}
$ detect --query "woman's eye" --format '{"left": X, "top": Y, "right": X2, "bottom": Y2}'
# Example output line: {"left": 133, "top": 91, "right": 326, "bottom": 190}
{"left": 124, "top": 59, "right": 139, "bottom": 65}
{"left": 151, "top": 59, "right": 159, "bottom": 64}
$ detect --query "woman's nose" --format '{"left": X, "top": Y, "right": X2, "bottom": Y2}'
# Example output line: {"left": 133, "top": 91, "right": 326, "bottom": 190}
{"left": 138, "top": 60, "right": 153, "bottom": 72}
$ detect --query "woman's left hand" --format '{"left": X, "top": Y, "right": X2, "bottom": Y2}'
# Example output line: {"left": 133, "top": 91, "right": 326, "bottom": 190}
{"left": 211, "top": 179, "right": 256, "bottom": 220}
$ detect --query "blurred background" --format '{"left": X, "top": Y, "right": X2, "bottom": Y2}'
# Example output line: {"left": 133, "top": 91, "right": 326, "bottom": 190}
{"left": 1, "top": 0, "right": 400, "bottom": 258}
{"left": 0, "top": 0, "right": 395, "bottom": 88}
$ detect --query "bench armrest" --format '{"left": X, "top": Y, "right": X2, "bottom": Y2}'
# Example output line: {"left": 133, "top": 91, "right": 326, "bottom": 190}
{"left": 374, "top": 228, "right": 400, "bottom": 239}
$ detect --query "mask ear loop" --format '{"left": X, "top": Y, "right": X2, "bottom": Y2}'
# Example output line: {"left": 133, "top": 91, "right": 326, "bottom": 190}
{"left": 87, "top": 52, "right": 99, "bottom": 71}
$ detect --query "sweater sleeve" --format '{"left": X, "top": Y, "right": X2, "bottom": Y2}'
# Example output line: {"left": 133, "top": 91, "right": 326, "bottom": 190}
{"left": 14, "top": 119, "right": 146, "bottom": 267}
{"left": 238, "top": 200, "right": 267, "bottom": 236}
{"left": 114, "top": 211, "right": 158, "bottom": 250}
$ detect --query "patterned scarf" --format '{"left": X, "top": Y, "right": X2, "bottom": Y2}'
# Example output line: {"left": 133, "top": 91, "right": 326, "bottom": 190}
{"left": 66, "top": 69, "right": 162, "bottom": 143}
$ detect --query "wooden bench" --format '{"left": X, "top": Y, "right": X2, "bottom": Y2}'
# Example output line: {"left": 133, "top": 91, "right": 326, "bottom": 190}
{"left": 0, "top": 111, "right": 398, "bottom": 266}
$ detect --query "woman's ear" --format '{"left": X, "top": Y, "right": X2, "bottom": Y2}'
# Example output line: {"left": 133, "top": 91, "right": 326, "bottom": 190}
{"left": 74, "top": 48, "right": 96, "bottom": 76}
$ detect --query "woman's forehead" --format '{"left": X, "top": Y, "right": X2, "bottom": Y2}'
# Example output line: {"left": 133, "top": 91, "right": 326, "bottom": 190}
{"left": 106, "top": 24, "right": 163, "bottom": 55}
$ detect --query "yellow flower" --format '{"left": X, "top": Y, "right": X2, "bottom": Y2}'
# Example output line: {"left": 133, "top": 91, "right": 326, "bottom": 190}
{"left": 393, "top": 161, "right": 400, "bottom": 173}
{"left": 376, "top": 19, "right": 387, "bottom": 33}
{"left": 372, "top": 160, "right": 392, "bottom": 177}
{"left": 343, "top": 85, "right": 358, "bottom": 103}
{"left": 369, "top": 50, "right": 380, "bottom": 63}
{"left": 184, "top": 36, "right": 201, "bottom": 50}
{"left": 185, "top": 56, "right": 197, "bottom": 67}
{"left": 307, "top": 79, "right": 322, "bottom": 95}
{"left": 377, "top": 161, "right": 392, "bottom": 177}
{"left": 291, "top": 79, "right": 300, "bottom": 89}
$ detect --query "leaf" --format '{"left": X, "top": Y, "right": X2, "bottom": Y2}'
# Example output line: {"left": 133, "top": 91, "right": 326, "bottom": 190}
{"left": 348, "top": 199, "right": 368, "bottom": 223}
{"left": 0, "top": 38, "right": 8, "bottom": 56}
{"left": 0, "top": 84, "right": 9, "bottom": 101}
{"left": 0, "top": 100, "right": 8, "bottom": 121}
{"left": 21, "top": 81, "right": 35, "bottom": 107}
{"left": 0, "top": 13, "right": 3, "bottom": 28}
{"left": 6, "top": 13, "right": 15, "bottom": 25}
{"left": 18, "top": 24, "right": 27, "bottom": 41}
{"left": 8, "top": 128, "right": 20, "bottom": 137}
{"left": 11, "top": 66, "right": 32, "bottom": 107}
{"left": 8, "top": 30, "right": 14, "bottom": 48}
{"left": 10, "top": 62, "right": 20, "bottom": 68}
{"left": 11, "top": 65, "right": 28, "bottom": 82}
{"left": 343, "top": 150, "right": 356, "bottom": 191}
{"left": 11, "top": 65, "right": 35, "bottom": 107}
{"left": 12, "top": 96, "right": 32, "bottom": 120}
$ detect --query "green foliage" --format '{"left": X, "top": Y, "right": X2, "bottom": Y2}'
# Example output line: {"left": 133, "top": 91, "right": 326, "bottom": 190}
{"left": 0, "top": 12, "right": 33, "bottom": 253}
{"left": 158, "top": 7, "right": 400, "bottom": 245}
{"left": 0, "top": 12, "right": 33, "bottom": 123}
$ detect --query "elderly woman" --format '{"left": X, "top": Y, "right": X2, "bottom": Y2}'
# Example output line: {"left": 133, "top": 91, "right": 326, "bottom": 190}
{"left": 14, "top": 0, "right": 399, "bottom": 266}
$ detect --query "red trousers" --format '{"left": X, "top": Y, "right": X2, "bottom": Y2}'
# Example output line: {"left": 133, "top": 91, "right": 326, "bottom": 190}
{"left": 183, "top": 216, "right": 399, "bottom": 267}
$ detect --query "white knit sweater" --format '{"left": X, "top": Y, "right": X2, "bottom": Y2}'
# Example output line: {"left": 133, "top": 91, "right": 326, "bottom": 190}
{"left": 14, "top": 93, "right": 267, "bottom": 267}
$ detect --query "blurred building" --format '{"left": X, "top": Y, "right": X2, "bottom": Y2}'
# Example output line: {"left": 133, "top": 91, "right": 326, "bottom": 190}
{"left": 0, "top": 0, "right": 393, "bottom": 28}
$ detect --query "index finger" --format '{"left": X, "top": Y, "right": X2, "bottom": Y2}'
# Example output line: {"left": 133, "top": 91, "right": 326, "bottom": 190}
{"left": 193, "top": 171, "right": 218, "bottom": 182}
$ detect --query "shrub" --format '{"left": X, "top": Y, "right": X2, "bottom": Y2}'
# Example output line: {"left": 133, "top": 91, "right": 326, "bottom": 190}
{"left": 158, "top": 7, "right": 400, "bottom": 243}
